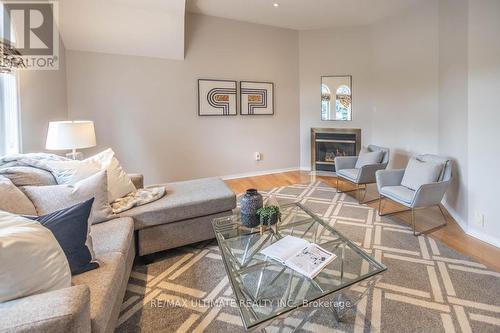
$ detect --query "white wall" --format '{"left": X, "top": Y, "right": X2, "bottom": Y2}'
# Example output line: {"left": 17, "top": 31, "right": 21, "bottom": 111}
{"left": 299, "top": 2, "right": 439, "bottom": 169}
{"left": 19, "top": 37, "right": 68, "bottom": 152}
{"left": 438, "top": 0, "right": 469, "bottom": 229}
{"left": 467, "top": 0, "right": 500, "bottom": 246}
{"left": 66, "top": 14, "right": 300, "bottom": 183}
{"left": 370, "top": 2, "right": 439, "bottom": 167}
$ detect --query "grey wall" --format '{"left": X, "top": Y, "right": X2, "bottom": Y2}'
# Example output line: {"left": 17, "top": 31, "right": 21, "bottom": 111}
{"left": 438, "top": 0, "right": 469, "bottom": 229}
{"left": 66, "top": 14, "right": 300, "bottom": 183}
{"left": 299, "top": 2, "right": 439, "bottom": 170}
{"left": 370, "top": 2, "right": 439, "bottom": 167}
{"left": 467, "top": 0, "right": 500, "bottom": 246}
{"left": 19, "top": 37, "right": 68, "bottom": 152}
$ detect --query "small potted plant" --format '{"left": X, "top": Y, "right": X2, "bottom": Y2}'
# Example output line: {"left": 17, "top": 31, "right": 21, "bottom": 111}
{"left": 257, "top": 205, "right": 281, "bottom": 227}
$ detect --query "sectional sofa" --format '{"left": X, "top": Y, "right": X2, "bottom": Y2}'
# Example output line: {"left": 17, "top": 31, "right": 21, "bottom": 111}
{"left": 0, "top": 173, "right": 236, "bottom": 333}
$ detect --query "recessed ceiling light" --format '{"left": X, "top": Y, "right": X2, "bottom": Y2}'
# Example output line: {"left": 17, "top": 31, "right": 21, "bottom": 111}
{"left": 273, "top": 3, "right": 279, "bottom": 7}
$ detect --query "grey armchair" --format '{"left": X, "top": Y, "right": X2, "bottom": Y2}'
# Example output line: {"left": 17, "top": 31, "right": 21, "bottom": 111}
{"left": 376, "top": 154, "right": 451, "bottom": 236}
{"left": 335, "top": 145, "right": 390, "bottom": 203}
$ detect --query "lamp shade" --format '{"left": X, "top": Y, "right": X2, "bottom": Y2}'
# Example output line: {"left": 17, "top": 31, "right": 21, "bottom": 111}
{"left": 45, "top": 121, "right": 96, "bottom": 150}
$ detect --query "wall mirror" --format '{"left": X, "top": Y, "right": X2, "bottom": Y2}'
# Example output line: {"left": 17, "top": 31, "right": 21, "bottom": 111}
{"left": 321, "top": 75, "right": 352, "bottom": 121}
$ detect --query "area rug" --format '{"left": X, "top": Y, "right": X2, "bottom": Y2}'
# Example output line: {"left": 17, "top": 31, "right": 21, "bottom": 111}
{"left": 116, "top": 182, "right": 500, "bottom": 333}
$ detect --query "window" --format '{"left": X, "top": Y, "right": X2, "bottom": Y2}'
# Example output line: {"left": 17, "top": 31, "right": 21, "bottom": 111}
{"left": 1, "top": 3, "right": 21, "bottom": 155}
{"left": 0, "top": 72, "right": 20, "bottom": 155}
{"left": 321, "top": 84, "right": 331, "bottom": 119}
{"left": 335, "top": 85, "right": 351, "bottom": 121}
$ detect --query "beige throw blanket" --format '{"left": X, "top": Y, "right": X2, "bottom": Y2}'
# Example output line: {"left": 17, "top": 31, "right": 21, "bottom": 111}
{"left": 111, "top": 186, "right": 166, "bottom": 214}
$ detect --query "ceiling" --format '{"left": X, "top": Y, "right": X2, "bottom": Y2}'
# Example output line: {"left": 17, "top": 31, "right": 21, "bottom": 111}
{"left": 187, "top": 0, "right": 422, "bottom": 30}
{"left": 58, "top": 0, "right": 423, "bottom": 60}
{"left": 59, "top": 0, "right": 186, "bottom": 60}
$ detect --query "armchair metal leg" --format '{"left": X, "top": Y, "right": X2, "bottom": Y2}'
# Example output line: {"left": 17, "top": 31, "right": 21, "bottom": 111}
{"left": 336, "top": 177, "right": 358, "bottom": 194}
{"left": 412, "top": 205, "right": 448, "bottom": 236}
{"left": 378, "top": 197, "right": 448, "bottom": 236}
{"left": 338, "top": 178, "right": 379, "bottom": 205}
{"left": 357, "top": 184, "right": 380, "bottom": 204}
{"left": 377, "top": 196, "right": 411, "bottom": 216}
{"left": 378, "top": 195, "right": 383, "bottom": 215}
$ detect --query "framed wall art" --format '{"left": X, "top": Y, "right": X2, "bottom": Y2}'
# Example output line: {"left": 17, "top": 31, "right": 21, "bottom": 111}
{"left": 240, "top": 81, "right": 274, "bottom": 115}
{"left": 198, "top": 79, "right": 237, "bottom": 116}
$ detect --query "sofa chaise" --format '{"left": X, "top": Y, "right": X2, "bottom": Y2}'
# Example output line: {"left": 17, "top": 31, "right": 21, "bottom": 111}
{"left": 0, "top": 172, "right": 236, "bottom": 333}
{"left": 123, "top": 175, "right": 236, "bottom": 256}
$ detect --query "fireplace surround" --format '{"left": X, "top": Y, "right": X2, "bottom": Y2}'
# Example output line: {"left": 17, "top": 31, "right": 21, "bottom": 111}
{"left": 311, "top": 128, "right": 361, "bottom": 172}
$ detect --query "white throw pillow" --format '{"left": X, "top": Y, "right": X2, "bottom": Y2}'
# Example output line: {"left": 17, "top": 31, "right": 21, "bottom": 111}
{"left": 0, "top": 211, "right": 71, "bottom": 303}
{"left": 47, "top": 148, "right": 136, "bottom": 203}
{"left": 401, "top": 158, "right": 444, "bottom": 191}
{"left": 0, "top": 176, "right": 37, "bottom": 215}
{"left": 355, "top": 151, "right": 384, "bottom": 168}
{"left": 22, "top": 171, "right": 113, "bottom": 224}
{"left": 89, "top": 149, "right": 136, "bottom": 202}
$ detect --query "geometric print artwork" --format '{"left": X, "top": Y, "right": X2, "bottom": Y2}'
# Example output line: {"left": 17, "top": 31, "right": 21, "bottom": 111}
{"left": 240, "top": 81, "right": 274, "bottom": 115}
{"left": 198, "top": 79, "right": 237, "bottom": 116}
{"left": 117, "top": 182, "right": 500, "bottom": 333}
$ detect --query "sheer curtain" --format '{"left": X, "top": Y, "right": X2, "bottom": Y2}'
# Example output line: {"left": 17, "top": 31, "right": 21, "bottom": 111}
{"left": 0, "top": 72, "right": 21, "bottom": 155}
{"left": 1, "top": 3, "right": 21, "bottom": 156}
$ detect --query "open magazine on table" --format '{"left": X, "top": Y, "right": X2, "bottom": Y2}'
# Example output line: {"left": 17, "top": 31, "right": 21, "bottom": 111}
{"left": 260, "top": 235, "right": 337, "bottom": 279}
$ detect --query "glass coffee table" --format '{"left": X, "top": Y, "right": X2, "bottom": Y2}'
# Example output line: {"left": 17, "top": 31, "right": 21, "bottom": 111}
{"left": 212, "top": 202, "right": 386, "bottom": 332}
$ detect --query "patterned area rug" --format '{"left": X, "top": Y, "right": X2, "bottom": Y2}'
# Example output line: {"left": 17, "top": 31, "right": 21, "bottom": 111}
{"left": 116, "top": 182, "right": 500, "bottom": 333}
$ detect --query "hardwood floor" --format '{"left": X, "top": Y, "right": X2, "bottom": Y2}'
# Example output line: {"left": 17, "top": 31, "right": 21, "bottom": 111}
{"left": 225, "top": 170, "right": 500, "bottom": 271}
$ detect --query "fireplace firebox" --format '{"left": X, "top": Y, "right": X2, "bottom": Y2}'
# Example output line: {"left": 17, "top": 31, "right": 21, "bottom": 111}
{"left": 311, "top": 128, "right": 361, "bottom": 172}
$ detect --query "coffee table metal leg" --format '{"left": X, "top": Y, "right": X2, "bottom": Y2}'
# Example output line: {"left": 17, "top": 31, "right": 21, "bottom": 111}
{"left": 327, "top": 274, "right": 382, "bottom": 321}
{"left": 251, "top": 274, "right": 382, "bottom": 332}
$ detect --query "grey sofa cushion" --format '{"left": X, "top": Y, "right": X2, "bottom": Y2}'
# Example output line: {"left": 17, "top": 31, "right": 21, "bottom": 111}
{"left": 336, "top": 168, "right": 359, "bottom": 181}
{"left": 0, "top": 284, "right": 91, "bottom": 333}
{"left": 401, "top": 158, "right": 444, "bottom": 191}
{"left": 91, "top": 217, "right": 134, "bottom": 256}
{"left": 0, "top": 176, "right": 37, "bottom": 215}
{"left": 380, "top": 185, "right": 415, "bottom": 204}
{"left": 72, "top": 251, "right": 125, "bottom": 333}
{"left": 355, "top": 151, "right": 384, "bottom": 168}
{"left": 0, "top": 166, "right": 57, "bottom": 186}
{"left": 121, "top": 177, "right": 236, "bottom": 229}
{"left": 21, "top": 171, "right": 113, "bottom": 224}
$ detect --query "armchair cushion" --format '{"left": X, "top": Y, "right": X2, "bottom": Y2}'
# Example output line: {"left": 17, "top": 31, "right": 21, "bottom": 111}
{"left": 380, "top": 186, "right": 415, "bottom": 205}
{"left": 336, "top": 168, "right": 359, "bottom": 182}
{"left": 376, "top": 169, "right": 405, "bottom": 191}
{"left": 334, "top": 156, "right": 358, "bottom": 171}
{"left": 401, "top": 158, "right": 444, "bottom": 191}
{"left": 355, "top": 151, "right": 383, "bottom": 168}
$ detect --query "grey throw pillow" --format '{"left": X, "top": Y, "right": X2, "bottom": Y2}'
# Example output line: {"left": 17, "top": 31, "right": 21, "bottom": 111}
{"left": 355, "top": 151, "right": 384, "bottom": 168}
{"left": 401, "top": 158, "right": 444, "bottom": 191}
{"left": 0, "top": 176, "right": 37, "bottom": 215}
{"left": 0, "top": 166, "right": 57, "bottom": 186}
{"left": 21, "top": 171, "right": 113, "bottom": 224}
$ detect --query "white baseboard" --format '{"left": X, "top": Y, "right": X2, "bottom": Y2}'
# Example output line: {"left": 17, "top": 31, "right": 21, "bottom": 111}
{"left": 300, "top": 166, "right": 311, "bottom": 171}
{"left": 221, "top": 167, "right": 300, "bottom": 180}
{"left": 442, "top": 202, "right": 468, "bottom": 233}
{"left": 442, "top": 202, "right": 500, "bottom": 249}
{"left": 466, "top": 228, "right": 500, "bottom": 249}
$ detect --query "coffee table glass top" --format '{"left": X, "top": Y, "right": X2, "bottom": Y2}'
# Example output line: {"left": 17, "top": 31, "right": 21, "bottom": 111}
{"left": 212, "top": 202, "right": 386, "bottom": 330}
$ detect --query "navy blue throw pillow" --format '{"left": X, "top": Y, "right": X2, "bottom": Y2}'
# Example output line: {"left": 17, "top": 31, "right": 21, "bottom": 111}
{"left": 28, "top": 198, "right": 99, "bottom": 275}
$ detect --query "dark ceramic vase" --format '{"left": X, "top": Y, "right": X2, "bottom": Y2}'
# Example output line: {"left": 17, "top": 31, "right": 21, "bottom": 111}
{"left": 240, "top": 189, "right": 263, "bottom": 228}
{"left": 260, "top": 213, "right": 279, "bottom": 226}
